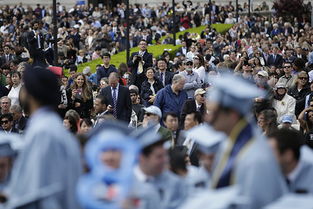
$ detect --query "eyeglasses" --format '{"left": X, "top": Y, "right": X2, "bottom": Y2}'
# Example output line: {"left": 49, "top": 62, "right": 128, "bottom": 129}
{"left": 185, "top": 63, "right": 193, "bottom": 66}
{"left": 1, "top": 120, "right": 9, "bottom": 125}
{"left": 283, "top": 66, "right": 291, "bottom": 68}
{"left": 198, "top": 94, "right": 205, "bottom": 97}
{"left": 299, "top": 77, "right": 308, "bottom": 80}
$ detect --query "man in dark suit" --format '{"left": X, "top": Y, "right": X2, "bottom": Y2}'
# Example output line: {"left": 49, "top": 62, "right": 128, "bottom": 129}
{"left": 100, "top": 72, "right": 132, "bottom": 123}
{"left": 27, "top": 20, "right": 46, "bottom": 65}
{"left": 155, "top": 58, "right": 174, "bottom": 86}
{"left": 0, "top": 113, "right": 19, "bottom": 133}
{"left": 267, "top": 46, "right": 283, "bottom": 67}
{"left": 181, "top": 88, "right": 206, "bottom": 127}
{"left": 295, "top": 47, "right": 308, "bottom": 63}
{"left": 0, "top": 45, "right": 15, "bottom": 65}
{"left": 177, "top": 40, "right": 188, "bottom": 56}
{"left": 128, "top": 39, "right": 153, "bottom": 91}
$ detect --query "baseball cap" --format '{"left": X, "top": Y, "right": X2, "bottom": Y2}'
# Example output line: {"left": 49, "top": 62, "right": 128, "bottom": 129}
{"left": 143, "top": 105, "right": 162, "bottom": 118}
{"left": 194, "top": 88, "right": 206, "bottom": 96}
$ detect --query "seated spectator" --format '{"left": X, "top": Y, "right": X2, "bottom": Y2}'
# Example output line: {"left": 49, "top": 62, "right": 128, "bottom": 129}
{"left": 141, "top": 67, "right": 164, "bottom": 107}
{"left": 10, "top": 104, "right": 27, "bottom": 134}
{"left": 272, "top": 82, "right": 296, "bottom": 123}
{"left": 79, "top": 118, "right": 93, "bottom": 135}
{"left": 129, "top": 89, "right": 144, "bottom": 125}
{"left": 181, "top": 88, "right": 206, "bottom": 125}
{"left": 142, "top": 105, "right": 172, "bottom": 142}
{"left": 277, "top": 62, "right": 296, "bottom": 89}
{"left": 257, "top": 109, "right": 278, "bottom": 136}
{"left": 0, "top": 113, "right": 18, "bottom": 133}
{"left": 0, "top": 141, "right": 16, "bottom": 191}
{"left": 163, "top": 112, "right": 180, "bottom": 144}
{"left": 288, "top": 71, "right": 310, "bottom": 117}
{"left": 0, "top": 96, "right": 11, "bottom": 115}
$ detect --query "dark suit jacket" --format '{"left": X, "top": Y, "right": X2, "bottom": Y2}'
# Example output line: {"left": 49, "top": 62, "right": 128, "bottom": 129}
{"left": 100, "top": 85, "right": 132, "bottom": 123}
{"left": 267, "top": 54, "right": 283, "bottom": 67}
{"left": 1, "top": 54, "right": 15, "bottom": 65}
{"left": 155, "top": 71, "right": 174, "bottom": 86}
{"left": 128, "top": 51, "right": 153, "bottom": 90}
{"left": 181, "top": 99, "right": 205, "bottom": 127}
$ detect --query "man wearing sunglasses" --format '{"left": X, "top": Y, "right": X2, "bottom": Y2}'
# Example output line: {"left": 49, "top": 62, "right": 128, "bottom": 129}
{"left": 0, "top": 113, "right": 18, "bottom": 134}
{"left": 277, "top": 62, "right": 296, "bottom": 89}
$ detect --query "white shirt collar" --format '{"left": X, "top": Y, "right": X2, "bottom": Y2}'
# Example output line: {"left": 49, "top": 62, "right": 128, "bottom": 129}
{"left": 134, "top": 165, "right": 154, "bottom": 182}
{"left": 288, "top": 160, "right": 303, "bottom": 182}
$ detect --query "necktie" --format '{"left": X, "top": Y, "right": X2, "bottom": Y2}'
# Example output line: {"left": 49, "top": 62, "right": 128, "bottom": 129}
{"left": 161, "top": 72, "right": 164, "bottom": 86}
{"left": 112, "top": 88, "right": 117, "bottom": 118}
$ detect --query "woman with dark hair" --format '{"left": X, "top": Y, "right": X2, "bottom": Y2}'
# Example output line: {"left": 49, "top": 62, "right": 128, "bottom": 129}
{"left": 193, "top": 54, "right": 206, "bottom": 83}
{"left": 141, "top": 67, "right": 164, "bottom": 107}
{"left": 7, "top": 71, "right": 22, "bottom": 106}
{"left": 63, "top": 109, "right": 81, "bottom": 134}
{"left": 67, "top": 73, "right": 93, "bottom": 118}
{"left": 298, "top": 101, "right": 313, "bottom": 148}
{"left": 79, "top": 118, "right": 93, "bottom": 135}
{"left": 257, "top": 109, "right": 278, "bottom": 136}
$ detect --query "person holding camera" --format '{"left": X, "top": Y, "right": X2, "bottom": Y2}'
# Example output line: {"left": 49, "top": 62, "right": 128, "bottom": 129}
{"left": 128, "top": 39, "right": 153, "bottom": 92}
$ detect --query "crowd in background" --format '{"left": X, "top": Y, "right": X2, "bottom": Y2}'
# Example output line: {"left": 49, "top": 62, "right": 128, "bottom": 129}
{"left": 1, "top": 0, "right": 313, "bottom": 208}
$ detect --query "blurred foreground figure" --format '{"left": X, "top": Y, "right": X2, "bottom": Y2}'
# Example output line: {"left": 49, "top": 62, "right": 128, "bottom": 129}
{"left": 268, "top": 129, "right": 313, "bottom": 194}
{"left": 1, "top": 65, "right": 82, "bottom": 209}
{"left": 206, "top": 73, "right": 287, "bottom": 209}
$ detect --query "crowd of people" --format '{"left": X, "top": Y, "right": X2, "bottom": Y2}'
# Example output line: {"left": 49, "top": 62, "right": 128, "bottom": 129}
{"left": 1, "top": 0, "right": 313, "bottom": 209}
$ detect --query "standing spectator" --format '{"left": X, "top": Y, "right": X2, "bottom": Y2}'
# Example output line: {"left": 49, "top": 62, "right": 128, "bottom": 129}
{"left": 96, "top": 52, "right": 117, "bottom": 85}
{"left": 154, "top": 74, "right": 188, "bottom": 116}
{"left": 141, "top": 67, "right": 164, "bottom": 107}
{"left": 7, "top": 72, "right": 22, "bottom": 106}
{"left": 155, "top": 58, "right": 173, "bottom": 87}
{"left": 193, "top": 54, "right": 206, "bottom": 83}
{"left": 93, "top": 95, "right": 109, "bottom": 126}
{"left": 179, "top": 59, "right": 202, "bottom": 98}
{"left": 100, "top": 72, "right": 132, "bottom": 123}
{"left": 128, "top": 40, "right": 153, "bottom": 91}
{"left": 68, "top": 73, "right": 93, "bottom": 119}
{"left": 27, "top": 21, "right": 46, "bottom": 65}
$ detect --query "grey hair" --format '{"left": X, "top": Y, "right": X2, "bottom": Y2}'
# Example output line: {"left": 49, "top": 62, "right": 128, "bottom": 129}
{"left": 172, "top": 74, "right": 185, "bottom": 84}
{"left": 10, "top": 104, "right": 22, "bottom": 113}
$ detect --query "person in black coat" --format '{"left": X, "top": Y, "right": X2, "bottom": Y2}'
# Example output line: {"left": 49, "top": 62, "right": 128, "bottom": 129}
{"left": 141, "top": 67, "right": 164, "bottom": 107}
{"left": 154, "top": 58, "right": 174, "bottom": 86}
{"left": 27, "top": 21, "right": 46, "bottom": 65}
{"left": 67, "top": 73, "right": 93, "bottom": 119}
{"left": 128, "top": 39, "right": 153, "bottom": 91}
{"left": 267, "top": 46, "right": 284, "bottom": 67}
{"left": 181, "top": 88, "right": 206, "bottom": 128}
{"left": 100, "top": 72, "right": 132, "bottom": 123}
